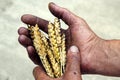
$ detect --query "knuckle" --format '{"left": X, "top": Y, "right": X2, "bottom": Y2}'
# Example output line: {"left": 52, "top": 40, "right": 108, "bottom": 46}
{"left": 18, "top": 27, "right": 27, "bottom": 34}
{"left": 63, "top": 7, "right": 69, "bottom": 11}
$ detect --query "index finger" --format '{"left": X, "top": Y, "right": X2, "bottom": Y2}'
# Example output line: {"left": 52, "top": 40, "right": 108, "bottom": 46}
{"left": 21, "top": 14, "right": 48, "bottom": 33}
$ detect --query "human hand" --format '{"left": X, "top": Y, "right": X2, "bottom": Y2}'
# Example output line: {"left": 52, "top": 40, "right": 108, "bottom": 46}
{"left": 33, "top": 46, "right": 82, "bottom": 80}
{"left": 18, "top": 2, "right": 114, "bottom": 76}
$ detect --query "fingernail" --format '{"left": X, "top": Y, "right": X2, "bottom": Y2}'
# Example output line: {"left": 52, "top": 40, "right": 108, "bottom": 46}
{"left": 49, "top": 2, "right": 56, "bottom": 5}
{"left": 70, "top": 46, "right": 79, "bottom": 53}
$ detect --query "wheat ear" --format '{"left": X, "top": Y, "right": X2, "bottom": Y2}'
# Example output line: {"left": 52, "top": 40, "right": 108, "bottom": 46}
{"left": 48, "top": 22, "right": 60, "bottom": 63}
{"left": 41, "top": 31, "right": 61, "bottom": 77}
{"left": 28, "top": 24, "right": 54, "bottom": 77}
{"left": 54, "top": 18, "right": 63, "bottom": 74}
{"left": 61, "top": 34, "right": 66, "bottom": 73}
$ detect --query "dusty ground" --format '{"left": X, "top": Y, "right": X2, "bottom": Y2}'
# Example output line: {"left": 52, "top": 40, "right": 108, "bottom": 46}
{"left": 0, "top": 0, "right": 120, "bottom": 80}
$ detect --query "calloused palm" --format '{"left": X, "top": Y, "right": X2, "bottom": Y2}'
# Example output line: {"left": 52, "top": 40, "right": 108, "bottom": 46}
{"left": 18, "top": 2, "right": 107, "bottom": 75}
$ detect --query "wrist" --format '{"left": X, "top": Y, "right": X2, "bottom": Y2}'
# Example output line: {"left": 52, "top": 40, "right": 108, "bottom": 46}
{"left": 89, "top": 39, "right": 120, "bottom": 76}
{"left": 80, "top": 37, "right": 107, "bottom": 74}
{"left": 85, "top": 38, "right": 109, "bottom": 75}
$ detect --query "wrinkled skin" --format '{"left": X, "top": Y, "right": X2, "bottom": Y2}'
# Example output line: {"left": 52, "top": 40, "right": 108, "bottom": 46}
{"left": 18, "top": 2, "right": 120, "bottom": 78}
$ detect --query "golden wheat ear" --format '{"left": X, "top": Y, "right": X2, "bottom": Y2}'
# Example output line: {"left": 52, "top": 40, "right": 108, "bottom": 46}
{"left": 28, "top": 24, "right": 54, "bottom": 77}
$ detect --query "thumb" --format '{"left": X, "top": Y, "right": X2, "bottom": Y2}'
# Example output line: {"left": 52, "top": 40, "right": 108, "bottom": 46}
{"left": 48, "top": 2, "right": 95, "bottom": 46}
{"left": 49, "top": 2, "right": 82, "bottom": 27}
{"left": 64, "top": 46, "right": 82, "bottom": 80}
{"left": 33, "top": 66, "right": 50, "bottom": 80}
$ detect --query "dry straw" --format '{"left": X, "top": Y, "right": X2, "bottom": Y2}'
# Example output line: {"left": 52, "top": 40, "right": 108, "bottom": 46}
{"left": 28, "top": 18, "right": 66, "bottom": 78}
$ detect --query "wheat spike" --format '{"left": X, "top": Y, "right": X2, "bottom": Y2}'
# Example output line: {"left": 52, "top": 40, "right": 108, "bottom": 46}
{"left": 41, "top": 31, "right": 61, "bottom": 77}
{"left": 54, "top": 18, "right": 64, "bottom": 74}
{"left": 28, "top": 24, "right": 54, "bottom": 77}
{"left": 54, "top": 18, "right": 66, "bottom": 73}
{"left": 54, "top": 18, "right": 61, "bottom": 45}
{"left": 61, "top": 34, "right": 66, "bottom": 72}
{"left": 48, "top": 22, "right": 60, "bottom": 63}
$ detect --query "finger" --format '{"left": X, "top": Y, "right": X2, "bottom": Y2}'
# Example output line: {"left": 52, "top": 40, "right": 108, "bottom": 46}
{"left": 18, "top": 35, "right": 32, "bottom": 47}
{"left": 21, "top": 14, "right": 48, "bottom": 33}
{"left": 18, "top": 27, "right": 29, "bottom": 36}
{"left": 33, "top": 66, "right": 50, "bottom": 80}
{"left": 49, "top": 2, "right": 82, "bottom": 27}
{"left": 65, "top": 46, "right": 82, "bottom": 80}
{"left": 26, "top": 46, "right": 41, "bottom": 65}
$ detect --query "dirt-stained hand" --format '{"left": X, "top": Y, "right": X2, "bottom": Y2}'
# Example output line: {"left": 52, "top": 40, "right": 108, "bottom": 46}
{"left": 18, "top": 2, "right": 111, "bottom": 75}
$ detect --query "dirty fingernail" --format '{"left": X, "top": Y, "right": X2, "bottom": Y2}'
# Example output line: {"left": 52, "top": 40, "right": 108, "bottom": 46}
{"left": 70, "top": 45, "right": 79, "bottom": 53}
